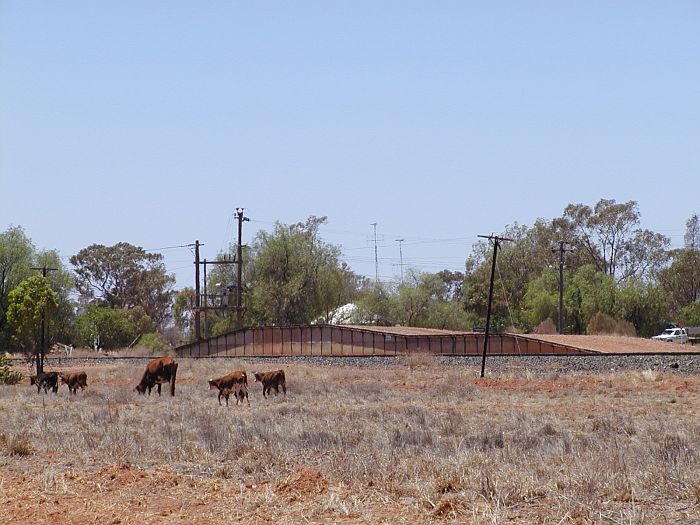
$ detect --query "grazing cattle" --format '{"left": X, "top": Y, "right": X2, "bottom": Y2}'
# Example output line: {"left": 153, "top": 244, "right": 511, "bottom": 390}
{"left": 208, "top": 371, "right": 249, "bottom": 406}
{"left": 59, "top": 371, "right": 88, "bottom": 394}
{"left": 253, "top": 369, "right": 286, "bottom": 398}
{"left": 29, "top": 372, "right": 59, "bottom": 394}
{"left": 134, "top": 357, "right": 178, "bottom": 396}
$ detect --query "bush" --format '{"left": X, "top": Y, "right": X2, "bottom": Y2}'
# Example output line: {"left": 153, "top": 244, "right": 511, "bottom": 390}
{"left": 533, "top": 318, "right": 557, "bottom": 334}
{"left": 138, "top": 332, "right": 171, "bottom": 353}
{"left": 587, "top": 312, "right": 636, "bottom": 337}
{"left": 0, "top": 354, "right": 23, "bottom": 385}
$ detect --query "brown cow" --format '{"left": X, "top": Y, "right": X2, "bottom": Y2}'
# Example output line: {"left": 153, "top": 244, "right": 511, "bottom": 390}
{"left": 253, "top": 369, "right": 286, "bottom": 398}
{"left": 134, "top": 357, "right": 178, "bottom": 396}
{"left": 29, "top": 371, "right": 59, "bottom": 394}
{"left": 59, "top": 371, "right": 88, "bottom": 394}
{"left": 208, "top": 371, "right": 249, "bottom": 406}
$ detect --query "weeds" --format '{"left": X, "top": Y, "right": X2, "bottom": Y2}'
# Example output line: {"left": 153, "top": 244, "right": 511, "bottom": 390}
{"left": 7, "top": 433, "right": 32, "bottom": 456}
{"left": 0, "top": 353, "right": 22, "bottom": 385}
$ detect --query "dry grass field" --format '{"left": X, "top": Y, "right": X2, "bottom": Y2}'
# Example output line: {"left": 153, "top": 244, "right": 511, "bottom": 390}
{"left": 1, "top": 356, "right": 699, "bottom": 524}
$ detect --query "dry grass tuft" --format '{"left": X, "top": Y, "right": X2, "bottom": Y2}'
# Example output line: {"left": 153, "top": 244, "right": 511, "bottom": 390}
{"left": 7, "top": 434, "right": 32, "bottom": 457}
{"left": 404, "top": 352, "right": 436, "bottom": 370}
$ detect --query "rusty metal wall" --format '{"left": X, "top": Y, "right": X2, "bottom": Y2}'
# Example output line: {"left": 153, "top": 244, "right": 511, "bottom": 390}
{"left": 174, "top": 325, "right": 594, "bottom": 358}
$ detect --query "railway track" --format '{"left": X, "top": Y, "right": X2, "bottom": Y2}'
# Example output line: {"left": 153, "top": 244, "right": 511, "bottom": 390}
{"left": 10, "top": 352, "right": 700, "bottom": 374}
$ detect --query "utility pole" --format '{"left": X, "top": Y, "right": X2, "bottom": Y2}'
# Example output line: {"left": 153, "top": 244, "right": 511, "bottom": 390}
{"left": 396, "top": 238, "right": 405, "bottom": 285}
{"left": 477, "top": 235, "right": 513, "bottom": 378}
{"left": 235, "top": 208, "right": 249, "bottom": 329}
{"left": 30, "top": 265, "right": 57, "bottom": 375}
{"left": 194, "top": 240, "right": 202, "bottom": 341}
{"left": 552, "top": 241, "right": 574, "bottom": 334}
{"left": 203, "top": 259, "right": 208, "bottom": 338}
{"left": 371, "top": 222, "right": 379, "bottom": 285}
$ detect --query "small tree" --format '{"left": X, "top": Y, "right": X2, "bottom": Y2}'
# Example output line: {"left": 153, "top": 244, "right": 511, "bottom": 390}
{"left": 676, "top": 302, "right": 700, "bottom": 327}
{"left": 75, "top": 305, "right": 146, "bottom": 350}
{"left": 6, "top": 275, "right": 58, "bottom": 373}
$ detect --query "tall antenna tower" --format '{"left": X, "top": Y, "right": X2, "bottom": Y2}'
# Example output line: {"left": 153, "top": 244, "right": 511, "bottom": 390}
{"left": 371, "top": 222, "right": 379, "bottom": 284}
{"left": 396, "top": 238, "right": 405, "bottom": 285}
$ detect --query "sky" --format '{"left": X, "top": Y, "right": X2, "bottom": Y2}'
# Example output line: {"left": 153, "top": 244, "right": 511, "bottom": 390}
{"left": 1, "top": 1, "right": 699, "bottom": 290}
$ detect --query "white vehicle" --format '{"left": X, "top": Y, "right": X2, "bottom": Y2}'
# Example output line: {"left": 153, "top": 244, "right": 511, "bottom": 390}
{"left": 651, "top": 327, "right": 689, "bottom": 344}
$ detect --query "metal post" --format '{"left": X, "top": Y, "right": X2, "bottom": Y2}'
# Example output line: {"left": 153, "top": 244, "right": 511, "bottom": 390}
{"left": 194, "top": 240, "right": 201, "bottom": 341}
{"left": 203, "top": 259, "right": 208, "bottom": 339}
{"left": 235, "top": 208, "right": 249, "bottom": 330}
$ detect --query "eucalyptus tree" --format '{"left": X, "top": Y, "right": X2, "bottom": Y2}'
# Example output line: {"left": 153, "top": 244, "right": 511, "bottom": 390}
{"left": 554, "top": 199, "right": 669, "bottom": 283}
{"left": 659, "top": 213, "right": 700, "bottom": 313}
{"left": 70, "top": 242, "right": 175, "bottom": 326}
{"left": 245, "top": 216, "right": 360, "bottom": 326}
{"left": 0, "top": 226, "right": 34, "bottom": 342}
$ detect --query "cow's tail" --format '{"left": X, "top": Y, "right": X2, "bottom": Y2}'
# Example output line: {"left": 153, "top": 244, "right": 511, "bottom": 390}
{"left": 170, "top": 362, "right": 178, "bottom": 396}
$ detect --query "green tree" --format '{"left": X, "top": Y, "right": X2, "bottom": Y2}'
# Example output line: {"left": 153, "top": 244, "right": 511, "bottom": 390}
{"left": 74, "top": 305, "right": 148, "bottom": 350}
{"left": 676, "top": 302, "right": 700, "bottom": 327}
{"left": 0, "top": 226, "right": 35, "bottom": 347}
{"left": 464, "top": 220, "right": 564, "bottom": 330}
{"left": 521, "top": 269, "right": 560, "bottom": 330}
{"left": 6, "top": 275, "right": 58, "bottom": 370}
{"left": 70, "top": 242, "right": 175, "bottom": 326}
{"left": 354, "top": 281, "right": 396, "bottom": 325}
{"left": 356, "top": 270, "right": 479, "bottom": 330}
{"left": 658, "top": 214, "right": 700, "bottom": 313}
{"left": 564, "top": 265, "right": 617, "bottom": 334}
{"left": 35, "top": 249, "right": 76, "bottom": 344}
{"left": 173, "top": 287, "right": 196, "bottom": 339}
{"left": 555, "top": 199, "right": 669, "bottom": 282}
{"left": 616, "top": 279, "right": 668, "bottom": 337}
{"left": 245, "top": 216, "right": 359, "bottom": 325}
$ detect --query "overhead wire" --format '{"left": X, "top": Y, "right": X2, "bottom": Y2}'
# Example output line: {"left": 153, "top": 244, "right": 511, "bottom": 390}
{"left": 495, "top": 251, "right": 527, "bottom": 369}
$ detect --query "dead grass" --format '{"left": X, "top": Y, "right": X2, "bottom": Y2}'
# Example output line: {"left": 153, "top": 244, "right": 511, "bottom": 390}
{"left": 0, "top": 358, "right": 698, "bottom": 523}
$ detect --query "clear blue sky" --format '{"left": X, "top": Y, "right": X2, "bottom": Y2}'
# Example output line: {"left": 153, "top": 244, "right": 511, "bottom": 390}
{"left": 2, "top": 1, "right": 698, "bottom": 289}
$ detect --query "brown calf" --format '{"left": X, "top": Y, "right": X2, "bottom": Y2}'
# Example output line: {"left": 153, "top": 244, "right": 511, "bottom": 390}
{"left": 134, "top": 357, "right": 178, "bottom": 396}
{"left": 208, "top": 371, "right": 249, "bottom": 406}
{"left": 253, "top": 369, "right": 286, "bottom": 398}
{"left": 59, "top": 371, "right": 88, "bottom": 394}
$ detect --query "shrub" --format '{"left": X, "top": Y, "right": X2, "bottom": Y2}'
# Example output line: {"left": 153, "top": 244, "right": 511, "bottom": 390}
{"left": 587, "top": 312, "right": 637, "bottom": 337}
{"left": 533, "top": 318, "right": 557, "bottom": 334}
{"left": 7, "top": 434, "right": 32, "bottom": 456}
{"left": 138, "top": 332, "right": 171, "bottom": 353}
{"left": 0, "top": 354, "right": 23, "bottom": 385}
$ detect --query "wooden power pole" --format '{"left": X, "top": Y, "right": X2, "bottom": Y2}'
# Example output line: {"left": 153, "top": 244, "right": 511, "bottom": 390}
{"left": 477, "top": 235, "right": 513, "bottom": 378}
{"left": 30, "top": 265, "right": 57, "bottom": 375}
